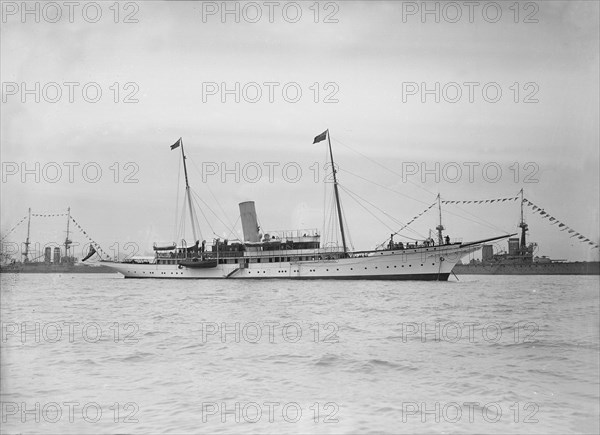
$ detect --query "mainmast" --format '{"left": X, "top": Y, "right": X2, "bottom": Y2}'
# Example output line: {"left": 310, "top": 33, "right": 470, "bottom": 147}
{"left": 518, "top": 188, "right": 528, "bottom": 253}
{"left": 64, "top": 206, "right": 71, "bottom": 261}
{"left": 23, "top": 207, "right": 31, "bottom": 262}
{"left": 326, "top": 130, "right": 348, "bottom": 254}
{"left": 436, "top": 194, "right": 444, "bottom": 245}
{"left": 179, "top": 138, "right": 198, "bottom": 242}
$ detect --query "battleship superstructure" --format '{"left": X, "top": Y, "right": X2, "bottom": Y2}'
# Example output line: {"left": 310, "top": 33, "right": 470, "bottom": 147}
{"left": 0, "top": 207, "right": 113, "bottom": 274}
{"left": 102, "top": 132, "right": 510, "bottom": 280}
{"left": 454, "top": 191, "right": 600, "bottom": 275}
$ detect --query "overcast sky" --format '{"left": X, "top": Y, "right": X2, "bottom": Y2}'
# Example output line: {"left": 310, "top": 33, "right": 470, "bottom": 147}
{"left": 1, "top": 1, "right": 598, "bottom": 261}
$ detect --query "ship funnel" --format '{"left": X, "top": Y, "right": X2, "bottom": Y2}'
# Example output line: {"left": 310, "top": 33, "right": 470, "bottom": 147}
{"left": 239, "top": 201, "right": 260, "bottom": 242}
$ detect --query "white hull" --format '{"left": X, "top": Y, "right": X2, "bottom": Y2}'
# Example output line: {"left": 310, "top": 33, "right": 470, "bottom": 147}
{"left": 103, "top": 244, "right": 480, "bottom": 280}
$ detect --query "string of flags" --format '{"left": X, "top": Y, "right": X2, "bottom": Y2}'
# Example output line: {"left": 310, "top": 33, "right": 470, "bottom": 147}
{"left": 441, "top": 196, "right": 519, "bottom": 205}
{"left": 1, "top": 209, "right": 113, "bottom": 260}
{"left": 522, "top": 198, "right": 599, "bottom": 249}
{"left": 393, "top": 201, "right": 437, "bottom": 235}
{"left": 68, "top": 216, "right": 112, "bottom": 260}
{"left": 0, "top": 215, "right": 28, "bottom": 242}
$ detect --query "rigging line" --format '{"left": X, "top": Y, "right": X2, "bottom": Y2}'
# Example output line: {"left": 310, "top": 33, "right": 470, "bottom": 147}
{"left": 443, "top": 201, "right": 511, "bottom": 234}
{"left": 0, "top": 215, "right": 28, "bottom": 242}
{"left": 439, "top": 189, "right": 521, "bottom": 234}
{"left": 325, "top": 193, "right": 338, "bottom": 248}
{"left": 338, "top": 184, "right": 402, "bottom": 234}
{"left": 339, "top": 168, "right": 433, "bottom": 207}
{"left": 325, "top": 189, "right": 336, "bottom": 243}
{"left": 322, "top": 147, "right": 328, "bottom": 242}
{"left": 339, "top": 183, "right": 413, "bottom": 229}
{"left": 341, "top": 161, "right": 511, "bottom": 234}
{"left": 330, "top": 192, "right": 339, "bottom": 247}
{"left": 188, "top": 158, "right": 238, "bottom": 232}
{"left": 389, "top": 202, "right": 437, "bottom": 236}
{"left": 338, "top": 183, "right": 425, "bottom": 238}
{"left": 190, "top": 190, "right": 240, "bottom": 239}
{"left": 179, "top": 197, "right": 188, "bottom": 243}
{"left": 339, "top": 199, "right": 354, "bottom": 251}
{"left": 337, "top": 165, "right": 495, "bottom": 238}
{"left": 174, "top": 153, "right": 182, "bottom": 240}
{"left": 441, "top": 200, "right": 513, "bottom": 234}
{"left": 524, "top": 197, "right": 598, "bottom": 246}
{"left": 188, "top": 193, "right": 209, "bottom": 239}
{"left": 188, "top": 191, "right": 212, "bottom": 237}
{"left": 225, "top": 215, "right": 242, "bottom": 241}
{"left": 332, "top": 136, "right": 437, "bottom": 199}
{"left": 339, "top": 185, "right": 399, "bottom": 235}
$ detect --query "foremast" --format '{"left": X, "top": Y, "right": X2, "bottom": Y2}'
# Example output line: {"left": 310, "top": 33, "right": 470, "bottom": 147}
{"left": 173, "top": 138, "right": 199, "bottom": 243}
{"left": 23, "top": 207, "right": 31, "bottom": 262}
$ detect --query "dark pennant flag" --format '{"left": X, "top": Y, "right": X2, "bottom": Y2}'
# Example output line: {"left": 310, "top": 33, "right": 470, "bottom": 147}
{"left": 171, "top": 138, "right": 182, "bottom": 150}
{"left": 82, "top": 245, "right": 96, "bottom": 262}
{"left": 313, "top": 130, "right": 328, "bottom": 144}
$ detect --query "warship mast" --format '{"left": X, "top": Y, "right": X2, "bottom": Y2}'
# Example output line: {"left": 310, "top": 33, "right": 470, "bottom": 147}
{"left": 23, "top": 208, "right": 31, "bottom": 262}
{"left": 518, "top": 188, "right": 528, "bottom": 257}
{"left": 64, "top": 207, "right": 72, "bottom": 263}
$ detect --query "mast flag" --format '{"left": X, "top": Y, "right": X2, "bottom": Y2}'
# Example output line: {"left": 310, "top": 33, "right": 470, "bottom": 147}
{"left": 171, "top": 138, "right": 182, "bottom": 150}
{"left": 313, "top": 130, "right": 328, "bottom": 144}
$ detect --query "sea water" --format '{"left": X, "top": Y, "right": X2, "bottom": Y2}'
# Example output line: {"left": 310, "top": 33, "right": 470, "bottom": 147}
{"left": 1, "top": 273, "right": 598, "bottom": 434}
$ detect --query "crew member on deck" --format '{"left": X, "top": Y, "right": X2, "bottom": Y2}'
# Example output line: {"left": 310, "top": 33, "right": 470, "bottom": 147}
{"left": 445, "top": 235, "right": 450, "bottom": 244}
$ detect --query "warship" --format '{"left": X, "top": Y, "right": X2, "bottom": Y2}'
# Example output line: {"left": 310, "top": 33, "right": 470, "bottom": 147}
{"left": 102, "top": 132, "right": 511, "bottom": 280}
{"left": 0, "top": 208, "right": 114, "bottom": 274}
{"left": 453, "top": 191, "right": 600, "bottom": 275}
